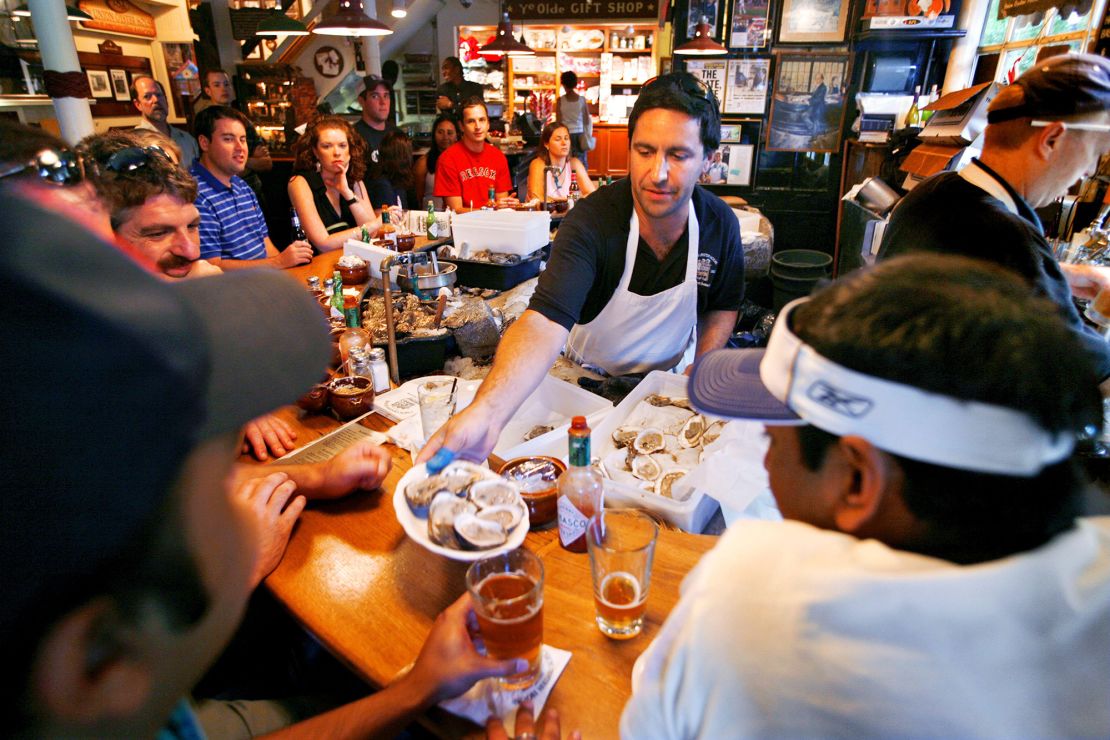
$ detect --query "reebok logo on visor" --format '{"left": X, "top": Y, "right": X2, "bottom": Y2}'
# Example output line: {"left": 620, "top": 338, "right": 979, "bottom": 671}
{"left": 807, "top": 381, "right": 873, "bottom": 418}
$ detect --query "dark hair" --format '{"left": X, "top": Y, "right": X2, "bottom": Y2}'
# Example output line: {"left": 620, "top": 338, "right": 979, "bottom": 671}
{"left": 560, "top": 70, "right": 577, "bottom": 90}
{"left": 0, "top": 119, "right": 67, "bottom": 168}
{"left": 369, "top": 128, "right": 413, "bottom": 192}
{"left": 8, "top": 492, "right": 208, "bottom": 730}
{"left": 360, "top": 74, "right": 392, "bottom": 96}
{"left": 426, "top": 114, "right": 461, "bottom": 174}
{"left": 628, "top": 72, "right": 721, "bottom": 155}
{"left": 201, "top": 68, "right": 229, "bottom": 89}
{"left": 80, "top": 130, "right": 198, "bottom": 231}
{"left": 460, "top": 96, "right": 488, "bottom": 119}
{"left": 129, "top": 74, "right": 164, "bottom": 102}
{"left": 790, "top": 254, "right": 1102, "bottom": 563}
{"left": 539, "top": 121, "right": 571, "bottom": 165}
{"left": 443, "top": 56, "right": 463, "bottom": 74}
{"left": 193, "top": 105, "right": 251, "bottom": 143}
{"left": 291, "top": 116, "right": 368, "bottom": 182}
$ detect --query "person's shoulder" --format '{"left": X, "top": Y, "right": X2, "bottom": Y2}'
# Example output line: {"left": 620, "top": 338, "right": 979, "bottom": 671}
{"left": 484, "top": 143, "right": 509, "bottom": 165}
{"left": 692, "top": 184, "right": 736, "bottom": 219}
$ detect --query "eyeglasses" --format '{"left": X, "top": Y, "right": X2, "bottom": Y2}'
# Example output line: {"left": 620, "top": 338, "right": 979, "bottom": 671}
{"left": 95, "top": 145, "right": 174, "bottom": 175}
{"left": 1031, "top": 120, "right": 1110, "bottom": 132}
{"left": 0, "top": 147, "right": 85, "bottom": 187}
{"left": 641, "top": 73, "right": 720, "bottom": 111}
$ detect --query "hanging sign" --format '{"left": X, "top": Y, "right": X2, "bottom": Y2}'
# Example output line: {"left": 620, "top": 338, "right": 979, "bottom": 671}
{"left": 77, "top": 0, "right": 156, "bottom": 38}
{"left": 505, "top": 0, "right": 658, "bottom": 21}
{"left": 998, "top": 0, "right": 1090, "bottom": 19}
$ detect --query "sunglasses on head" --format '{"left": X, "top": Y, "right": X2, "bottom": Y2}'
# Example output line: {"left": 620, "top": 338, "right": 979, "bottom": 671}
{"left": 95, "top": 145, "right": 174, "bottom": 174}
{"left": 0, "top": 147, "right": 85, "bottom": 187}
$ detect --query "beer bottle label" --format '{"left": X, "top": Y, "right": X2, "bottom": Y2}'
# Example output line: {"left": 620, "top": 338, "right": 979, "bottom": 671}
{"left": 558, "top": 496, "right": 589, "bottom": 547}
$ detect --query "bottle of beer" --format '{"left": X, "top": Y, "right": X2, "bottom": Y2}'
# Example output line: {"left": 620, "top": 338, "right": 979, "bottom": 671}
{"left": 906, "top": 85, "right": 921, "bottom": 129}
{"left": 290, "top": 208, "right": 306, "bottom": 241}
{"left": 557, "top": 416, "right": 604, "bottom": 552}
{"left": 331, "top": 270, "right": 344, "bottom": 314}
{"left": 380, "top": 209, "right": 397, "bottom": 247}
{"left": 568, "top": 172, "right": 580, "bottom": 208}
{"left": 425, "top": 199, "right": 436, "bottom": 236}
{"left": 921, "top": 84, "right": 939, "bottom": 124}
{"left": 486, "top": 186, "right": 496, "bottom": 210}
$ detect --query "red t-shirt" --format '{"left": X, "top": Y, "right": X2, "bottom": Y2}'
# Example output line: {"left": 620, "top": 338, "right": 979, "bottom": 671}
{"left": 433, "top": 141, "right": 512, "bottom": 208}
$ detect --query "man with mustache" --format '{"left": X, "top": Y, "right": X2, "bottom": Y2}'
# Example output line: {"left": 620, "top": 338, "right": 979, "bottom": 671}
{"left": 132, "top": 75, "right": 200, "bottom": 168}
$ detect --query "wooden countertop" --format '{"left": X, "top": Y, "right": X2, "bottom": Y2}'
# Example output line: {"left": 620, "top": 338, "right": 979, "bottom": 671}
{"left": 254, "top": 250, "right": 717, "bottom": 736}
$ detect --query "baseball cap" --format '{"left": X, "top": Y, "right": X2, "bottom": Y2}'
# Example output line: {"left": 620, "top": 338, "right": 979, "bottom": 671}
{"left": 987, "top": 52, "right": 1110, "bottom": 124}
{"left": 362, "top": 74, "right": 392, "bottom": 94}
{"left": 689, "top": 298, "right": 1074, "bottom": 476}
{"left": 0, "top": 193, "right": 330, "bottom": 637}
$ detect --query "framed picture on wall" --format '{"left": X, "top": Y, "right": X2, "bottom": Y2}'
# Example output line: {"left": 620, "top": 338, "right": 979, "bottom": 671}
{"left": 700, "top": 143, "right": 756, "bottom": 185}
{"left": 687, "top": 0, "right": 720, "bottom": 38}
{"left": 110, "top": 69, "right": 130, "bottom": 101}
{"left": 778, "top": 0, "right": 850, "bottom": 43}
{"left": 723, "top": 58, "right": 771, "bottom": 114}
{"left": 729, "top": 0, "right": 771, "bottom": 48}
{"left": 684, "top": 59, "right": 728, "bottom": 112}
{"left": 767, "top": 52, "right": 849, "bottom": 153}
{"left": 86, "top": 69, "right": 112, "bottom": 99}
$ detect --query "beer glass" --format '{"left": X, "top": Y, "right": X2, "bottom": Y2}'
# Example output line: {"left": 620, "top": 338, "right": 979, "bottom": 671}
{"left": 466, "top": 548, "right": 545, "bottom": 689}
{"left": 586, "top": 509, "right": 658, "bottom": 639}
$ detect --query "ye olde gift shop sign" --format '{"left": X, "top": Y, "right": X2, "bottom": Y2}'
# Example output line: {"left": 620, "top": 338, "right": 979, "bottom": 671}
{"left": 506, "top": 0, "right": 658, "bottom": 20}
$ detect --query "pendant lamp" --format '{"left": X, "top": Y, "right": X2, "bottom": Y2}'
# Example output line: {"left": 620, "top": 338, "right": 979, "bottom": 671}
{"left": 313, "top": 0, "right": 392, "bottom": 36}
{"left": 480, "top": 11, "right": 534, "bottom": 56}
{"left": 255, "top": 12, "right": 309, "bottom": 36}
{"left": 674, "top": 17, "right": 727, "bottom": 55}
{"left": 391, "top": 0, "right": 407, "bottom": 18}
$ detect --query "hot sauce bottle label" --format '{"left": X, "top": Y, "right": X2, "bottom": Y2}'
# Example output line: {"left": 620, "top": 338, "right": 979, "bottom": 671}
{"left": 558, "top": 496, "right": 589, "bottom": 549}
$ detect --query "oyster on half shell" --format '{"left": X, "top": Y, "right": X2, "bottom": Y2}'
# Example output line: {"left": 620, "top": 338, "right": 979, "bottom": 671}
{"left": 633, "top": 428, "right": 666, "bottom": 455}
{"left": 454, "top": 512, "right": 509, "bottom": 550}
{"left": 679, "top": 415, "right": 707, "bottom": 448}
{"left": 631, "top": 454, "right": 662, "bottom": 482}
{"left": 428, "top": 493, "right": 478, "bottom": 548}
{"left": 655, "top": 469, "right": 687, "bottom": 498}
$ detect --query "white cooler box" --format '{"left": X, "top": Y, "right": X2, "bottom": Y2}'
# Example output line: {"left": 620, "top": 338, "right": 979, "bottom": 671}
{"left": 589, "top": 371, "right": 722, "bottom": 533}
{"left": 493, "top": 376, "right": 613, "bottom": 462}
{"left": 450, "top": 210, "right": 551, "bottom": 257}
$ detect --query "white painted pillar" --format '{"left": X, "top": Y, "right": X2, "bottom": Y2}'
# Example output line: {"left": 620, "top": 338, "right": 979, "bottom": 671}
{"left": 210, "top": 0, "right": 243, "bottom": 73}
{"left": 943, "top": 0, "right": 990, "bottom": 93}
{"left": 362, "top": 0, "right": 382, "bottom": 76}
{"left": 28, "top": 0, "right": 92, "bottom": 143}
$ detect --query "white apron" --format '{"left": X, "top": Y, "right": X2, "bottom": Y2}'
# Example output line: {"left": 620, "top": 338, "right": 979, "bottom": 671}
{"left": 565, "top": 203, "right": 700, "bottom": 376}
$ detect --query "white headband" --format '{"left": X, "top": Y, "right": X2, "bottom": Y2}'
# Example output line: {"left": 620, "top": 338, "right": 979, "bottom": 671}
{"left": 760, "top": 298, "right": 1075, "bottom": 476}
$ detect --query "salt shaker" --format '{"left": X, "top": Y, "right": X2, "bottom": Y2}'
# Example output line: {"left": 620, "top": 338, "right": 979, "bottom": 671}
{"left": 368, "top": 347, "right": 390, "bottom": 393}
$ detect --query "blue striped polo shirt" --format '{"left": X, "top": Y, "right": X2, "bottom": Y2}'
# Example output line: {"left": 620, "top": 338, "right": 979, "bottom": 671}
{"left": 190, "top": 161, "right": 269, "bottom": 261}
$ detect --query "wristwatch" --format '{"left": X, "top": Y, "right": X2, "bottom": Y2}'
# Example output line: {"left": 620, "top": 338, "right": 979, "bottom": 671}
{"left": 343, "top": 195, "right": 358, "bottom": 206}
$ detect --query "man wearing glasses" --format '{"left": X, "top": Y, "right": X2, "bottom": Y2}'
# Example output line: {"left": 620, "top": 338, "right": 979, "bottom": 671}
{"left": 880, "top": 53, "right": 1110, "bottom": 380}
{"left": 419, "top": 72, "right": 744, "bottom": 465}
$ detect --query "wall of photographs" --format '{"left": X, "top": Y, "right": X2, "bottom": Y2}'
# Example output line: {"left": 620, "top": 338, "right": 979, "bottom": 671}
{"left": 677, "top": 0, "right": 855, "bottom": 251}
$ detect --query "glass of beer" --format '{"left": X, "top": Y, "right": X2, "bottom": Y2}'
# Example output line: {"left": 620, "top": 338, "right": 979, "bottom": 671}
{"left": 586, "top": 509, "right": 658, "bottom": 639}
{"left": 465, "top": 548, "right": 545, "bottom": 689}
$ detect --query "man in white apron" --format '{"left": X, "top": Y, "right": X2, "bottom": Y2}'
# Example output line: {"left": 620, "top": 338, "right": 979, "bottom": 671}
{"left": 419, "top": 73, "right": 745, "bottom": 463}
{"left": 879, "top": 53, "right": 1110, "bottom": 381}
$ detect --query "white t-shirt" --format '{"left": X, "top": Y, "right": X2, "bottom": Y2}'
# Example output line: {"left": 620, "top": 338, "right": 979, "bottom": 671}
{"left": 621, "top": 518, "right": 1110, "bottom": 739}
{"left": 558, "top": 95, "right": 589, "bottom": 135}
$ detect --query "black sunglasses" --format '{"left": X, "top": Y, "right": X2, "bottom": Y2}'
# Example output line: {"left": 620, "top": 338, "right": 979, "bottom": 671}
{"left": 0, "top": 147, "right": 85, "bottom": 187}
{"left": 95, "top": 145, "right": 174, "bottom": 175}
{"left": 642, "top": 73, "right": 720, "bottom": 110}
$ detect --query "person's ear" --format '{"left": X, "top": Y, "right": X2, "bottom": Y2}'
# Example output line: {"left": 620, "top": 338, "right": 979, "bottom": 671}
{"left": 1033, "top": 120, "right": 1067, "bottom": 160}
{"left": 197, "top": 135, "right": 210, "bottom": 153}
{"left": 30, "top": 598, "right": 153, "bottom": 725}
{"left": 830, "top": 435, "right": 898, "bottom": 534}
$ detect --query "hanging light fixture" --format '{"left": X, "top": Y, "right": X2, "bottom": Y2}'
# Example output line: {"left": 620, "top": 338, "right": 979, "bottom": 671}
{"left": 13, "top": 3, "right": 92, "bottom": 20}
{"left": 480, "top": 10, "right": 534, "bottom": 55}
{"left": 391, "top": 0, "right": 407, "bottom": 18}
{"left": 255, "top": 12, "right": 309, "bottom": 36}
{"left": 674, "top": 16, "right": 727, "bottom": 55}
{"left": 313, "top": 0, "right": 392, "bottom": 36}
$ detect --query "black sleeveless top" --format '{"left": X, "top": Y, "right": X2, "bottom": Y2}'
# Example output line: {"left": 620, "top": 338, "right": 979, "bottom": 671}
{"left": 293, "top": 170, "right": 355, "bottom": 234}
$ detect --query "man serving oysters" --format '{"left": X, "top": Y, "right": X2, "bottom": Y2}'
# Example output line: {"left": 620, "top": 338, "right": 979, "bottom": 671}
{"left": 419, "top": 73, "right": 745, "bottom": 464}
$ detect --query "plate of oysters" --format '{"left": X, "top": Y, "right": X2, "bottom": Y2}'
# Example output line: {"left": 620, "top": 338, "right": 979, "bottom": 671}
{"left": 394, "top": 460, "right": 530, "bottom": 560}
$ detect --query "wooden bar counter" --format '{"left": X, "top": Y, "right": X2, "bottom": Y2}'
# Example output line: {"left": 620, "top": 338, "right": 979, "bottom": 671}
{"left": 252, "top": 248, "right": 717, "bottom": 737}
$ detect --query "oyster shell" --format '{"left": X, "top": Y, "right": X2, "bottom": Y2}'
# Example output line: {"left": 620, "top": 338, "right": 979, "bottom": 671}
{"left": 645, "top": 393, "right": 673, "bottom": 407}
{"left": 441, "top": 463, "right": 482, "bottom": 495}
{"left": 428, "top": 493, "right": 477, "bottom": 548}
{"left": 679, "top": 415, "right": 707, "bottom": 448}
{"left": 468, "top": 479, "right": 518, "bottom": 509}
{"left": 454, "top": 512, "right": 509, "bottom": 549}
{"left": 655, "top": 469, "right": 687, "bottom": 498}
{"left": 701, "top": 420, "right": 724, "bottom": 446}
{"left": 633, "top": 428, "right": 666, "bottom": 455}
{"left": 406, "top": 474, "right": 448, "bottom": 517}
{"left": 631, "top": 454, "right": 662, "bottom": 482}
{"left": 612, "top": 425, "right": 641, "bottom": 449}
{"left": 477, "top": 503, "right": 526, "bottom": 532}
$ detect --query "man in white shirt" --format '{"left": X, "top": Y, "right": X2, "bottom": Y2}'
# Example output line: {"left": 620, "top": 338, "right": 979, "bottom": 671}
{"left": 132, "top": 75, "right": 200, "bottom": 168}
{"left": 619, "top": 254, "right": 1110, "bottom": 738}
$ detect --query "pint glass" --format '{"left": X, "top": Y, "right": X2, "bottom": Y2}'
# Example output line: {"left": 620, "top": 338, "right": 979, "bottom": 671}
{"left": 465, "top": 548, "right": 545, "bottom": 689}
{"left": 586, "top": 509, "right": 658, "bottom": 639}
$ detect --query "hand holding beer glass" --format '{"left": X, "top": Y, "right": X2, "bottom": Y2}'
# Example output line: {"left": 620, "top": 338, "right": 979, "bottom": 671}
{"left": 465, "top": 548, "right": 545, "bottom": 689}
{"left": 586, "top": 509, "right": 658, "bottom": 639}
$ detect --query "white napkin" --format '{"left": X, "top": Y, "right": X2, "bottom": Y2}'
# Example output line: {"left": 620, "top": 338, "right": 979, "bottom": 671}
{"left": 683, "top": 419, "right": 780, "bottom": 520}
{"left": 439, "top": 645, "right": 572, "bottom": 733}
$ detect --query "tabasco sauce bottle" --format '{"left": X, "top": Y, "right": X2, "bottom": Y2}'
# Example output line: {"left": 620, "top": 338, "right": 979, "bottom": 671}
{"left": 557, "top": 416, "right": 604, "bottom": 552}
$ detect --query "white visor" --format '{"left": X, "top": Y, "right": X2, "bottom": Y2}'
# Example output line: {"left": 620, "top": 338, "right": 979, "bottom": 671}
{"left": 758, "top": 298, "right": 1075, "bottom": 476}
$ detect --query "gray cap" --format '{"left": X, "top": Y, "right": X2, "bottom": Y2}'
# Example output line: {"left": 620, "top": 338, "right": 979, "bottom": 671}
{"left": 988, "top": 53, "right": 1110, "bottom": 123}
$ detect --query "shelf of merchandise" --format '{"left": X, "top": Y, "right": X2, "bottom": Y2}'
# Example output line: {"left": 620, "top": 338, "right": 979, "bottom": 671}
{"left": 458, "top": 25, "right": 509, "bottom": 113}
{"left": 506, "top": 23, "right": 659, "bottom": 125}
